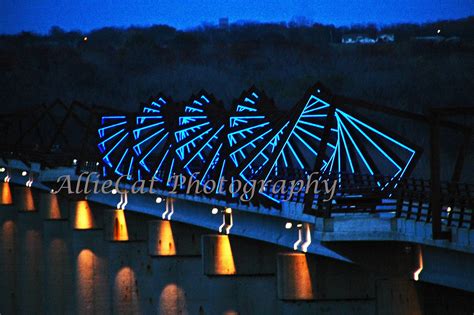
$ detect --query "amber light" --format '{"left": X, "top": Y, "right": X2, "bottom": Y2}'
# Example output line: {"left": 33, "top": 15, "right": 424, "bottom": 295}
{"left": 159, "top": 283, "right": 187, "bottom": 314}
{"left": 46, "top": 193, "right": 62, "bottom": 219}
{"left": 213, "top": 235, "right": 236, "bottom": 275}
{"left": 77, "top": 249, "right": 95, "bottom": 307}
{"left": 292, "top": 254, "right": 313, "bottom": 299}
{"left": 413, "top": 246, "right": 423, "bottom": 281}
{"left": 24, "top": 188, "right": 35, "bottom": 211}
{"left": 73, "top": 200, "right": 95, "bottom": 229}
{"left": 16, "top": 186, "right": 35, "bottom": 211}
{"left": 0, "top": 182, "right": 12, "bottom": 205}
{"left": 114, "top": 267, "right": 140, "bottom": 313}
{"left": 155, "top": 220, "right": 176, "bottom": 255}
{"left": 277, "top": 252, "right": 314, "bottom": 300}
{"left": 113, "top": 210, "right": 129, "bottom": 241}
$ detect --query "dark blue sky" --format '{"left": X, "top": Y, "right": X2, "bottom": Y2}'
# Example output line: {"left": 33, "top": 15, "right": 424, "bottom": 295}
{"left": 1, "top": 0, "right": 473, "bottom": 34}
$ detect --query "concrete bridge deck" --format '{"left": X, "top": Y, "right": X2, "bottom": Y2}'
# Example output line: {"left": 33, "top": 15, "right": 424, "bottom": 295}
{"left": 0, "top": 160, "right": 474, "bottom": 313}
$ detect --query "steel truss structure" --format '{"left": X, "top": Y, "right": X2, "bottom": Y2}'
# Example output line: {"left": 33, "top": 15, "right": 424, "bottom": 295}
{"left": 0, "top": 83, "right": 471, "bottom": 235}
{"left": 97, "top": 83, "right": 422, "bottom": 210}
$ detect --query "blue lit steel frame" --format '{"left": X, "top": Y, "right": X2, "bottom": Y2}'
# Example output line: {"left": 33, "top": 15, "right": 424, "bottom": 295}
{"left": 218, "top": 87, "right": 279, "bottom": 199}
{"left": 173, "top": 91, "right": 227, "bottom": 189}
{"left": 97, "top": 114, "right": 137, "bottom": 180}
{"left": 132, "top": 94, "right": 180, "bottom": 186}
{"left": 233, "top": 84, "right": 337, "bottom": 204}
{"left": 98, "top": 83, "right": 421, "bottom": 207}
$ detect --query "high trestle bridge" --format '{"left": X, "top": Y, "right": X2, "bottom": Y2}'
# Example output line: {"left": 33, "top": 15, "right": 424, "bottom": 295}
{"left": 0, "top": 83, "right": 473, "bottom": 314}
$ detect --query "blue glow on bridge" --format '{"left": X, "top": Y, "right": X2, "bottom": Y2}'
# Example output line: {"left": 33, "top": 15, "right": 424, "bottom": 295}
{"left": 97, "top": 85, "right": 419, "bottom": 204}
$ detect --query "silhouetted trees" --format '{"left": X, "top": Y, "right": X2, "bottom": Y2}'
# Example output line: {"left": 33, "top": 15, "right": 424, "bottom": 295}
{"left": 0, "top": 16, "right": 473, "bottom": 112}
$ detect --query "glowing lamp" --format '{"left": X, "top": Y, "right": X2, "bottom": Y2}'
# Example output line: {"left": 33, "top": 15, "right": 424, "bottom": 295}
{"left": 14, "top": 186, "right": 35, "bottom": 211}
{"left": 112, "top": 209, "right": 129, "bottom": 241}
{"left": 149, "top": 220, "right": 176, "bottom": 256}
{"left": 202, "top": 235, "right": 236, "bottom": 275}
{"left": 72, "top": 200, "right": 95, "bottom": 230}
{"left": 0, "top": 182, "right": 13, "bottom": 205}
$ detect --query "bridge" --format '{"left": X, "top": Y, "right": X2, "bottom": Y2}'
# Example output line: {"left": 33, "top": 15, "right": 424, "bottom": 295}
{"left": 0, "top": 84, "right": 473, "bottom": 314}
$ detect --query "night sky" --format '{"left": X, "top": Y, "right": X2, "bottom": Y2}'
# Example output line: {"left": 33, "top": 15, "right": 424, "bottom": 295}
{"left": 1, "top": 0, "right": 473, "bottom": 34}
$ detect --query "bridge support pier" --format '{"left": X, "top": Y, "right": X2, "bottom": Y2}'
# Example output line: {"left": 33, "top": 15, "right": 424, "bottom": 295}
{"left": 277, "top": 252, "right": 315, "bottom": 300}
{"left": 376, "top": 278, "right": 422, "bottom": 315}
{"left": 149, "top": 220, "right": 203, "bottom": 256}
{"left": 104, "top": 209, "right": 151, "bottom": 313}
{"left": 13, "top": 186, "right": 36, "bottom": 212}
{"left": 14, "top": 186, "right": 43, "bottom": 315}
{"left": 0, "top": 201, "right": 17, "bottom": 314}
{"left": 70, "top": 199, "right": 111, "bottom": 313}
{"left": 72, "top": 229, "right": 110, "bottom": 314}
{"left": 148, "top": 220, "right": 176, "bottom": 256}
{"left": 42, "top": 219, "right": 73, "bottom": 314}
{"left": 108, "top": 241, "right": 149, "bottom": 314}
{"left": 40, "top": 192, "right": 73, "bottom": 314}
{"left": 202, "top": 234, "right": 276, "bottom": 276}
{"left": 39, "top": 192, "right": 69, "bottom": 220}
{"left": 202, "top": 234, "right": 236, "bottom": 275}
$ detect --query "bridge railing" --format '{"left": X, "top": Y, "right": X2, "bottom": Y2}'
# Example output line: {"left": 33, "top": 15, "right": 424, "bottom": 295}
{"left": 0, "top": 145, "right": 78, "bottom": 169}
{"left": 309, "top": 173, "right": 400, "bottom": 216}
{"left": 397, "top": 179, "right": 474, "bottom": 229}
{"left": 148, "top": 169, "right": 402, "bottom": 215}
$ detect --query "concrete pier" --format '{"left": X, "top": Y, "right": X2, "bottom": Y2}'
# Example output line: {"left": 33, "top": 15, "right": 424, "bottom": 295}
{"left": 11, "top": 186, "right": 43, "bottom": 314}
{"left": 148, "top": 220, "right": 176, "bottom": 256}
{"left": 0, "top": 202, "right": 473, "bottom": 314}
{"left": 202, "top": 234, "right": 276, "bottom": 276}
{"left": 39, "top": 192, "right": 69, "bottom": 220}
{"left": 105, "top": 209, "right": 130, "bottom": 241}
{"left": 277, "top": 252, "right": 315, "bottom": 300}
{"left": 102, "top": 208, "right": 152, "bottom": 313}
{"left": 376, "top": 278, "right": 422, "bottom": 315}
{"left": 72, "top": 229, "right": 110, "bottom": 314}
{"left": 108, "top": 241, "right": 151, "bottom": 314}
{"left": 13, "top": 186, "right": 36, "bottom": 212}
{"left": 149, "top": 220, "right": 205, "bottom": 256}
{"left": 42, "top": 220, "right": 73, "bottom": 314}
{"left": 0, "top": 203, "right": 17, "bottom": 314}
{"left": 37, "top": 192, "right": 74, "bottom": 314}
{"left": 202, "top": 234, "right": 237, "bottom": 275}
{"left": 16, "top": 210, "right": 43, "bottom": 314}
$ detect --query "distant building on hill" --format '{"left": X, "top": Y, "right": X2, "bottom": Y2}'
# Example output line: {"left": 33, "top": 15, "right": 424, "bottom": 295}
{"left": 341, "top": 34, "right": 375, "bottom": 44}
{"left": 219, "top": 18, "right": 229, "bottom": 29}
{"left": 376, "top": 34, "right": 395, "bottom": 43}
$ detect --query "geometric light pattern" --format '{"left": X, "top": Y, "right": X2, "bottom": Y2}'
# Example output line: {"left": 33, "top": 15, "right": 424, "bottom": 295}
{"left": 173, "top": 91, "right": 226, "bottom": 187}
{"left": 98, "top": 84, "right": 419, "bottom": 205}
{"left": 98, "top": 115, "right": 135, "bottom": 179}
{"left": 132, "top": 95, "right": 177, "bottom": 184}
